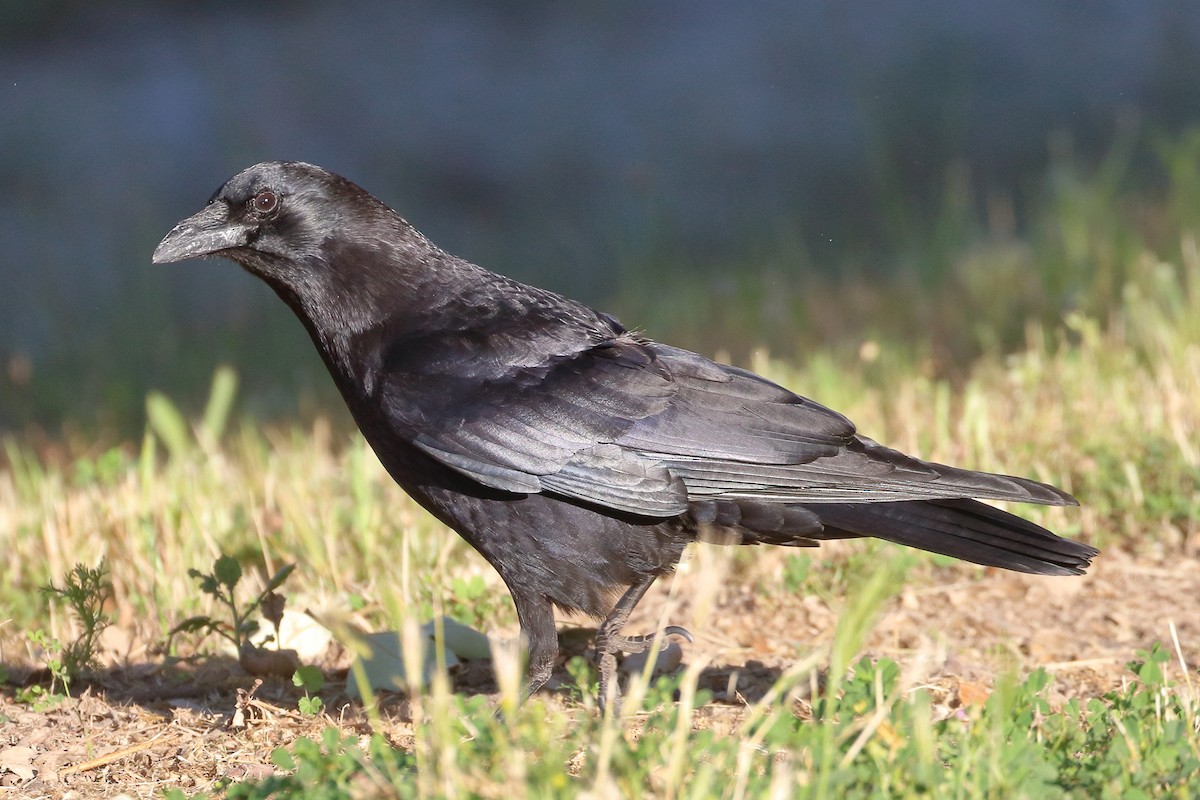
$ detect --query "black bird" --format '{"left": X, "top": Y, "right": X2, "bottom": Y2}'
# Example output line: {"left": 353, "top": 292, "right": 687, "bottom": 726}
{"left": 154, "top": 162, "right": 1097, "bottom": 708}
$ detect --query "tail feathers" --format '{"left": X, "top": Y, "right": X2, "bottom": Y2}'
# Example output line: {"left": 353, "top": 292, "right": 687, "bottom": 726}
{"left": 686, "top": 497, "right": 1098, "bottom": 575}
{"left": 810, "top": 499, "right": 1097, "bottom": 576}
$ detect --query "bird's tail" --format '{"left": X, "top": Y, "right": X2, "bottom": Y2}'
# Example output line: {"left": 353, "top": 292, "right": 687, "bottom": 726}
{"left": 810, "top": 498, "right": 1097, "bottom": 576}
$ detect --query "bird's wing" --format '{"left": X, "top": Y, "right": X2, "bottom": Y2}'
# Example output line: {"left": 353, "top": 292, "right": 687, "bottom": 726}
{"left": 380, "top": 332, "right": 683, "bottom": 514}
{"left": 381, "top": 333, "right": 1072, "bottom": 517}
{"left": 613, "top": 343, "right": 1072, "bottom": 507}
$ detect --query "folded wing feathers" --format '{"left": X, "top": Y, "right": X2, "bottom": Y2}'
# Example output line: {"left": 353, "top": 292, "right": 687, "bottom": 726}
{"left": 405, "top": 336, "right": 1075, "bottom": 514}
{"left": 660, "top": 446, "right": 1075, "bottom": 506}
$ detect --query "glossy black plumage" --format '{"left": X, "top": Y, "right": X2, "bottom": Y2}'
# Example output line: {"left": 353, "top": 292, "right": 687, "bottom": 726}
{"left": 154, "top": 161, "right": 1097, "bottom": 705}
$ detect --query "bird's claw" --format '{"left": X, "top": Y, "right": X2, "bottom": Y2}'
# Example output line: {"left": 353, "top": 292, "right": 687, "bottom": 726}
{"left": 662, "top": 625, "right": 693, "bottom": 644}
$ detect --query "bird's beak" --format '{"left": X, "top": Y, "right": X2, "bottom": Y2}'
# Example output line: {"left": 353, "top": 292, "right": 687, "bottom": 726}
{"left": 152, "top": 203, "right": 251, "bottom": 264}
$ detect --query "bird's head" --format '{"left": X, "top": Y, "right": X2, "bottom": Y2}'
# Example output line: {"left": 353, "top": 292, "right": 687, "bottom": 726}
{"left": 152, "top": 161, "right": 365, "bottom": 275}
{"left": 153, "top": 161, "right": 458, "bottom": 340}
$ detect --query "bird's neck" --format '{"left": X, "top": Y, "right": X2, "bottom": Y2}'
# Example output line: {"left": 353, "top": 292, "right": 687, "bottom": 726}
{"left": 257, "top": 231, "right": 500, "bottom": 398}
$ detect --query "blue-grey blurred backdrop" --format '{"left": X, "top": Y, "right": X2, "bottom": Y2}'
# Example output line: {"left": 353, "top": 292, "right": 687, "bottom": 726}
{"left": 3, "top": 1, "right": 1198, "bottom": 431}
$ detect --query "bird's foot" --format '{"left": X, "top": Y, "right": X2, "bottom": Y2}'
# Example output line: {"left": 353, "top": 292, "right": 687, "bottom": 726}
{"left": 595, "top": 626, "right": 693, "bottom": 713}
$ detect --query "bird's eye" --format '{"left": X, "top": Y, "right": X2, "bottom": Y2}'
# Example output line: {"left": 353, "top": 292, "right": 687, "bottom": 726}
{"left": 251, "top": 190, "right": 279, "bottom": 216}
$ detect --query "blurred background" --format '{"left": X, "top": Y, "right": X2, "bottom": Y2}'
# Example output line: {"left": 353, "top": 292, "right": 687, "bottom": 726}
{"left": 3, "top": 0, "right": 1199, "bottom": 435}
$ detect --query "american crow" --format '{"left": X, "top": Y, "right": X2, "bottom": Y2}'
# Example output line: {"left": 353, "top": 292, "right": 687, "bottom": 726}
{"left": 154, "top": 161, "right": 1096, "bottom": 708}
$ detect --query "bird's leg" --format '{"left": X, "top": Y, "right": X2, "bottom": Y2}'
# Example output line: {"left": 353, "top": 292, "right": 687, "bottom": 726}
{"left": 594, "top": 575, "right": 692, "bottom": 713}
{"left": 595, "top": 578, "right": 653, "bottom": 714}
{"left": 511, "top": 591, "right": 559, "bottom": 703}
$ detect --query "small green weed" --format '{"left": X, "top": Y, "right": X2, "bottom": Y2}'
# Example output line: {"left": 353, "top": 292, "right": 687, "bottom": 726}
{"left": 16, "top": 628, "right": 70, "bottom": 709}
{"left": 293, "top": 665, "right": 325, "bottom": 716}
{"left": 14, "top": 682, "right": 66, "bottom": 712}
{"left": 38, "top": 560, "right": 112, "bottom": 689}
{"left": 167, "top": 555, "right": 295, "bottom": 665}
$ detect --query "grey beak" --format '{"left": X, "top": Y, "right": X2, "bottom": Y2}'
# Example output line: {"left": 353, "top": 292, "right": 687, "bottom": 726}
{"left": 153, "top": 203, "right": 251, "bottom": 264}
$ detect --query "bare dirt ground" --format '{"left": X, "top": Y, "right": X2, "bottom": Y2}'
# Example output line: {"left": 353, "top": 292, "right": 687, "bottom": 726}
{"left": 2, "top": 546, "right": 1196, "bottom": 799}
